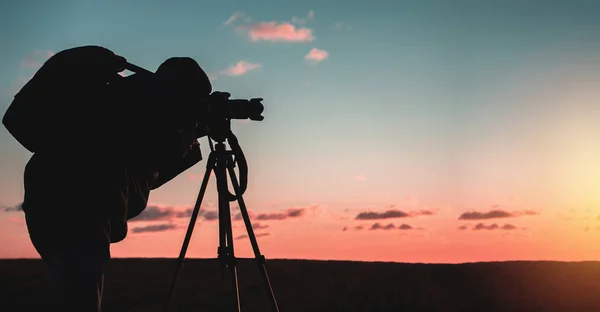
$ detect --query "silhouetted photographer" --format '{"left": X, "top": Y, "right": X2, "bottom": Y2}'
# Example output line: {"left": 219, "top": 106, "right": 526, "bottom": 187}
{"left": 2, "top": 45, "right": 264, "bottom": 311}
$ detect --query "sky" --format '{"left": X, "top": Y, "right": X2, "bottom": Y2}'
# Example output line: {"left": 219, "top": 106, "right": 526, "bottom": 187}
{"left": 1, "top": 0, "right": 600, "bottom": 264}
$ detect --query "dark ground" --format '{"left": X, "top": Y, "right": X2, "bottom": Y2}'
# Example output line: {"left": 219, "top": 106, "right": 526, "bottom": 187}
{"left": 1, "top": 258, "right": 600, "bottom": 312}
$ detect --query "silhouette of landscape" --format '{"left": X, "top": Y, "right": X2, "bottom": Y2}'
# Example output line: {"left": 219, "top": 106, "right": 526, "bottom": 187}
{"left": 2, "top": 258, "right": 600, "bottom": 311}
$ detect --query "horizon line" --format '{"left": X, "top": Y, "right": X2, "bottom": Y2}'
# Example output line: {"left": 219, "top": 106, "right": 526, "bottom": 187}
{"left": 1, "top": 257, "right": 599, "bottom": 265}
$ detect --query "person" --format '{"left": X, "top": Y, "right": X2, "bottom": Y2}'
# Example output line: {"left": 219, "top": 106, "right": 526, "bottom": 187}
{"left": 2, "top": 45, "right": 213, "bottom": 311}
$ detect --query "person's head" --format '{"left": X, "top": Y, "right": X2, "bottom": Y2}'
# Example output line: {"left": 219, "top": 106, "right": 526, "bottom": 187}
{"left": 154, "top": 57, "right": 212, "bottom": 128}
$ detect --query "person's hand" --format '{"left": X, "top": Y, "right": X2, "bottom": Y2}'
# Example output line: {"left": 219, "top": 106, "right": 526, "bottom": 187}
{"left": 178, "top": 127, "right": 199, "bottom": 152}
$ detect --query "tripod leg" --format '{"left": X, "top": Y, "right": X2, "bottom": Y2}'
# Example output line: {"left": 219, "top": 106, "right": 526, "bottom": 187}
{"left": 216, "top": 160, "right": 242, "bottom": 312}
{"left": 227, "top": 166, "right": 281, "bottom": 312}
{"left": 163, "top": 161, "right": 214, "bottom": 312}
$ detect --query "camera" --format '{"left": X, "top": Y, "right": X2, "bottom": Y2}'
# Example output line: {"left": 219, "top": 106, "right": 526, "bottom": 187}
{"left": 207, "top": 92, "right": 264, "bottom": 122}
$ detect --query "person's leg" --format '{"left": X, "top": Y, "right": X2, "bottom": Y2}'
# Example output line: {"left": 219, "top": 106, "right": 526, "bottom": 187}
{"left": 40, "top": 243, "right": 110, "bottom": 312}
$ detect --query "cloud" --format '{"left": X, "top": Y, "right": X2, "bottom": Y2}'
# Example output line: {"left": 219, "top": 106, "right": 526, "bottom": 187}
{"left": 235, "top": 232, "right": 270, "bottom": 240}
{"left": 597, "top": 214, "right": 600, "bottom": 221}
{"left": 356, "top": 209, "right": 409, "bottom": 220}
{"left": 220, "top": 61, "right": 261, "bottom": 76}
{"left": 349, "top": 225, "right": 364, "bottom": 231}
{"left": 370, "top": 223, "right": 396, "bottom": 230}
{"left": 128, "top": 204, "right": 216, "bottom": 223}
{"left": 366, "top": 223, "right": 418, "bottom": 231}
{"left": 502, "top": 224, "right": 518, "bottom": 230}
{"left": 254, "top": 207, "right": 307, "bottom": 221}
{"left": 458, "top": 225, "right": 469, "bottom": 231}
{"left": 132, "top": 223, "right": 178, "bottom": 233}
{"left": 473, "top": 223, "right": 499, "bottom": 230}
{"left": 129, "top": 205, "right": 173, "bottom": 221}
{"left": 458, "top": 209, "right": 539, "bottom": 220}
{"left": 224, "top": 12, "right": 244, "bottom": 25}
{"left": 305, "top": 48, "right": 329, "bottom": 62}
{"left": 470, "top": 223, "right": 519, "bottom": 231}
{"left": 3, "top": 203, "right": 23, "bottom": 212}
{"left": 253, "top": 223, "right": 269, "bottom": 229}
{"left": 355, "top": 207, "right": 436, "bottom": 220}
{"left": 239, "top": 22, "right": 314, "bottom": 42}
{"left": 398, "top": 224, "right": 413, "bottom": 230}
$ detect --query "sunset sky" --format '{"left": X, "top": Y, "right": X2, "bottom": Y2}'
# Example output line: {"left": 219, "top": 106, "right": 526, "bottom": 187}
{"left": 1, "top": 1, "right": 600, "bottom": 263}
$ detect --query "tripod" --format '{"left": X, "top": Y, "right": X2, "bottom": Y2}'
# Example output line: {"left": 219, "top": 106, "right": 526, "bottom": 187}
{"left": 163, "top": 131, "right": 280, "bottom": 312}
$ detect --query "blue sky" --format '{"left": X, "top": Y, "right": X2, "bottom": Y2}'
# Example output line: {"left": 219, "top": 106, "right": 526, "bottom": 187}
{"left": 2, "top": 1, "right": 600, "bottom": 261}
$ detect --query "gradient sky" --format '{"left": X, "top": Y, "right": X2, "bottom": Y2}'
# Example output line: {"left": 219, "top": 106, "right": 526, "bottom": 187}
{"left": 1, "top": 0, "right": 600, "bottom": 263}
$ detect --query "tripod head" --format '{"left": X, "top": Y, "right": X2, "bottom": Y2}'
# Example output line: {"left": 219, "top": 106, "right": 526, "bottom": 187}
{"left": 206, "top": 120, "right": 250, "bottom": 201}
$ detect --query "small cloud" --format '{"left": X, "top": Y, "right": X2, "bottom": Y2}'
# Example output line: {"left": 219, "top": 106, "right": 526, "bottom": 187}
{"left": 202, "top": 210, "right": 219, "bottom": 221}
{"left": 224, "top": 12, "right": 244, "bottom": 25}
{"left": 458, "top": 209, "right": 539, "bottom": 220}
{"left": 128, "top": 204, "right": 215, "bottom": 222}
{"left": 220, "top": 61, "right": 261, "bottom": 76}
{"left": 342, "top": 226, "right": 348, "bottom": 231}
{"left": 305, "top": 48, "right": 329, "bottom": 63}
{"left": 458, "top": 225, "right": 469, "bottom": 231}
{"left": 502, "top": 224, "right": 518, "bottom": 230}
{"left": 235, "top": 232, "right": 270, "bottom": 240}
{"left": 356, "top": 209, "right": 409, "bottom": 220}
{"left": 129, "top": 205, "right": 173, "bottom": 222}
{"left": 471, "top": 223, "right": 520, "bottom": 231}
{"left": 253, "top": 223, "right": 269, "bottom": 229}
{"left": 132, "top": 223, "right": 178, "bottom": 233}
{"left": 398, "top": 224, "right": 413, "bottom": 230}
{"left": 240, "top": 22, "right": 314, "bottom": 42}
{"left": 355, "top": 207, "right": 436, "bottom": 220}
{"left": 308, "top": 10, "right": 314, "bottom": 19}
{"left": 370, "top": 223, "right": 396, "bottom": 230}
{"left": 3, "top": 203, "right": 23, "bottom": 212}
{"left": 473, "top": 223, "right": 499, "bottom": 230}
{"left": 254, "top": 207, "right": 309, "bottom": 221}
{"left": 410, "top": 210, "right": 435, "bottom": 217}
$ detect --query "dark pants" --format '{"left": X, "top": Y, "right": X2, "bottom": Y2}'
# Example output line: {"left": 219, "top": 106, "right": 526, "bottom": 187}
{"left": 42, "top": 249, "right": 108, "bottom": 312}
{"left": 26, "top": 212, "right": 111, "bottom": 312}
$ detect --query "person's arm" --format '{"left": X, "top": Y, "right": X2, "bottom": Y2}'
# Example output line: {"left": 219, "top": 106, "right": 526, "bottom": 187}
{"left": 3, "top": 45, "right": 126, "bottom": 153}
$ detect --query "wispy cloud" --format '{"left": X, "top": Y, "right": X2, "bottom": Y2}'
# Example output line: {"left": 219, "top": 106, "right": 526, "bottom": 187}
{"left": 235, "top": 232, "right": 270, "bottom": 240}
{"left": 220, "top": 60, "right": 262, "bottom": 76}
{"left": 458, "top": 208, "right": 539, "bottom": 220}
{"left": 458, "top": 223, "right": 521, "bottom": 231}
{"left": 253, "top": 207, "right": 307, "bottom": 221}
{"left": 355, "top": 206, "right": 436, "bottom": 220}
{"left": 224, "top": 12, "right": 244, "bottom": 25}
{"left": 128, "top": 204, "right": 215, "bottom": 223}
{"left": 131, "top": 223, "right": 178, "bottom": 233}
